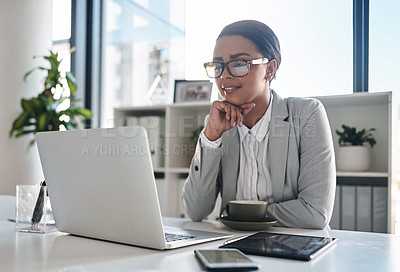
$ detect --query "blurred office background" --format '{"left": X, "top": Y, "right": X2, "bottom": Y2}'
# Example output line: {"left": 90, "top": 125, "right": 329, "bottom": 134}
{"left": 1, "top": 0, "right": 399, "bottom": 233}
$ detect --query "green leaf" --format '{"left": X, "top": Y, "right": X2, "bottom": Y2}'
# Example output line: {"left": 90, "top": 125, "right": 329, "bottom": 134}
{"left": 10, "top": 111, "right": 31, "bottom": 133}
{"left": 15, "top": 129, "right": 35, "bottom": 138}
{"left": 44, "top": 51, "right": 61, "bottom": 71}
{"left": 45, "top": 70, "right": 60, "bottom": 89}
{"left": 69, "top": 99, "right": 81, "bottom": 107}
{"left": 336, "top": 124, "right": 377, "bottom": 148}
{"left": 61, "top": 107, "right": 92, "bottom": 120}
{"left": 37, "top": 113, "right": 48, "bottom": 131}
{"left": 28, "top": 139, "right": 36, "bottom": 149}
{"left": 75, "top": 108, "right": 92, "bottom": 118}
{"left": 23, "top": 67, "right": 38, "bottom": 82}
{"left": 66, "top": 72, "right": 77, "bottom": 94}
{"left": 21, "top": 98, "right": 33, "bottom": 112}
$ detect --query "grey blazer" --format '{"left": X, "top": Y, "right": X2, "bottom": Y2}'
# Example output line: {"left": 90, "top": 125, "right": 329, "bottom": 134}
{"left": 183, "top": 91, "right": 336, "bottom": 229}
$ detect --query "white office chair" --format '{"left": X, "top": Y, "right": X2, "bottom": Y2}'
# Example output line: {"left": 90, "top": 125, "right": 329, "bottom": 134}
{"left": 0, "top": 195, "right": 16, "bottom": 221}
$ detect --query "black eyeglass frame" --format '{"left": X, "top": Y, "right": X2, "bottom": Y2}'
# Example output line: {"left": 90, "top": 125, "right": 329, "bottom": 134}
{"left": 203, "top": 57, "right": 269, "bottom": 78}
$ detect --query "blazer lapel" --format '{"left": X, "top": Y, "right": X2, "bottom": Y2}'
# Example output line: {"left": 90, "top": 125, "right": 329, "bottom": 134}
{"left": 269, "top": 91, "right": 290, "bottom": 202}
{"left": 221, "top": 128, "right": 240, "bottom": 210}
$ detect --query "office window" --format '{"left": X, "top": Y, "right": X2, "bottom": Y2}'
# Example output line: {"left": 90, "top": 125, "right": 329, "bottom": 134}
{"left": 52, "top": 0, "right": 72, "bottom": 73}
{"left": 51, "top": 0, "right": 72, "bottom": 116}
{"left": 369, "top": 0, "right": 400, "bottom": 93}
{"left": 101, "top": 0, "right": 185, "bottom": 127}
{"left": 185, "top": 0, "right": 353, "bottom": 98}
{"left": 100, "top": 1, "right": 353, "bottom": 127}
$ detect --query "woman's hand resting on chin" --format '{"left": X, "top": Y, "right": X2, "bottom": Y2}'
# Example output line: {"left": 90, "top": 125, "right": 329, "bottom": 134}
{"left": 204, "top": 101, "right": 256, "bottom": 141}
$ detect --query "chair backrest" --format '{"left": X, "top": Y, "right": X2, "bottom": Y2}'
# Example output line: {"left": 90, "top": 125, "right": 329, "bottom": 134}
{"left": 0, "top": 195, "right": 16, "bottom": 220}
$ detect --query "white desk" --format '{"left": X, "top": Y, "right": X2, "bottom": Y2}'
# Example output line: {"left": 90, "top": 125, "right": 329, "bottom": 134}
{"left": 1, "top": 217, "right": 399, "bottom": 272}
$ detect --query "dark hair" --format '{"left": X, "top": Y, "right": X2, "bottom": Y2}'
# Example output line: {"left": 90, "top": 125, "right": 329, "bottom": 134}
{"left": 217, "top": 20, "right": 281, "bottom": 79}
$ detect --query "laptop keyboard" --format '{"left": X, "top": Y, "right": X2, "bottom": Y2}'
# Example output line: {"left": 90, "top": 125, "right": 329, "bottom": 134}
{"left": 165, "top": 232, "right": 197, "bottom": 242}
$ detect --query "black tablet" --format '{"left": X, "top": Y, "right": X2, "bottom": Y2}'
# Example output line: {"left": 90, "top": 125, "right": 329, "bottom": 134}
{"left": 220, "top": 232, "right": 336, "bottom": 261}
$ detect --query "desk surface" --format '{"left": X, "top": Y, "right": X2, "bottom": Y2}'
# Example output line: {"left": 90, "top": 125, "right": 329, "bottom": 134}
{"left": 1, "top": 217, "right": 399, "bottom": 272}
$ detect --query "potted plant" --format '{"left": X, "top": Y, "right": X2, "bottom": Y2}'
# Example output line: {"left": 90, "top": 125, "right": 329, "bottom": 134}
{"left": 9, "top": 49, "right": 92, "bottom": 148}
{"left": 335, "top": 125, "right": 376, "bottom": 171}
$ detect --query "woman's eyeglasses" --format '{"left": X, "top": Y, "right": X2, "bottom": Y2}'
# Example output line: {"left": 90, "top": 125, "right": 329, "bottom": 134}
{"left": 203, "top": 58, "right": 269, "bottom": 78}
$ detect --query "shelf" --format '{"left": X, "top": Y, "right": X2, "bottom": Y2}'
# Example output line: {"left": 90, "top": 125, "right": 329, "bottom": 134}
{"left": 315, "top": 92, "right": 391, "bottom": 107}
{"left": 152, "top": 167, "right": 190, "bottom": 174}
{"left": 170, "top": 101, "right": 211, "bottom": 108}
{"left": 115, "top": 104, "right": 167, "bottom": 111}
{"left": 153, "top": 167, "right": 167, "bottom": 173}
{"left": 336, "top": 171, "right": 389, "bottom": 178}
{"left": 167, "top": 168, "right": 190, "bottom": 174}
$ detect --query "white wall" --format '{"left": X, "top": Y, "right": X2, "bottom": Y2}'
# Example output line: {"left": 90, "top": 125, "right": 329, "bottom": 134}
{"left": 0, "top": 0, "right": 52, "bottom": 195}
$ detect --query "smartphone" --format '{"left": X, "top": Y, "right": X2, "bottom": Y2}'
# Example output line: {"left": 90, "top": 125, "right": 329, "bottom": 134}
{"left": 194, "top": 249, "right": 260, "bottom": 271}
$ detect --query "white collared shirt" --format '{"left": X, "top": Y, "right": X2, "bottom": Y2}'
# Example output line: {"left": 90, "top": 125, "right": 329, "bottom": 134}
{"left": 200, "top": 94, "right": 274, "bottom": 202}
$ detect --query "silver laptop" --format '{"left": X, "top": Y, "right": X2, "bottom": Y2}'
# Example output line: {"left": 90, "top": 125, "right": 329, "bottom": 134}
{"left": 35, "top": 126, "right": 231, "bottom": 249}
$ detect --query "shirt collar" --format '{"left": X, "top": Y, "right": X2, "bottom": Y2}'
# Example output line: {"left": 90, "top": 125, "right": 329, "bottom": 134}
{"left": 238, "top": 93, "right": 274, "bottom": 143}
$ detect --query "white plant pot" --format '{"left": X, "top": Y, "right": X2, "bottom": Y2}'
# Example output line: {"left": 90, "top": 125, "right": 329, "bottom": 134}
{"left": 336, "top": 145, "right": 371, "bottom": 171}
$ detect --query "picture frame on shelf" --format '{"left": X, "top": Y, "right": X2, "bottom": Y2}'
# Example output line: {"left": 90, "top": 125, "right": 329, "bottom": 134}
{"left": 173, "top": 80, "right": 212, "bottom": 103}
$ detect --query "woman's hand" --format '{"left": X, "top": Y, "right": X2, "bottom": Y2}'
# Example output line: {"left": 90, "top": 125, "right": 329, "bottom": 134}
{"left": 204, "top": 101, "right": 256, "bottom": 141}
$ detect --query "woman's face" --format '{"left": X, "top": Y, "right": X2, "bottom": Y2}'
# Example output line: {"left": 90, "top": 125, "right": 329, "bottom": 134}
{"left": 213, "top": 35, "right": 269, "bottom": 106}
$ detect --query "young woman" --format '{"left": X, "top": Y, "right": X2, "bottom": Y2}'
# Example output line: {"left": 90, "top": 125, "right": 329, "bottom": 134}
{"left": 183, "top": 20, "right": 336, "bottom": 229}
